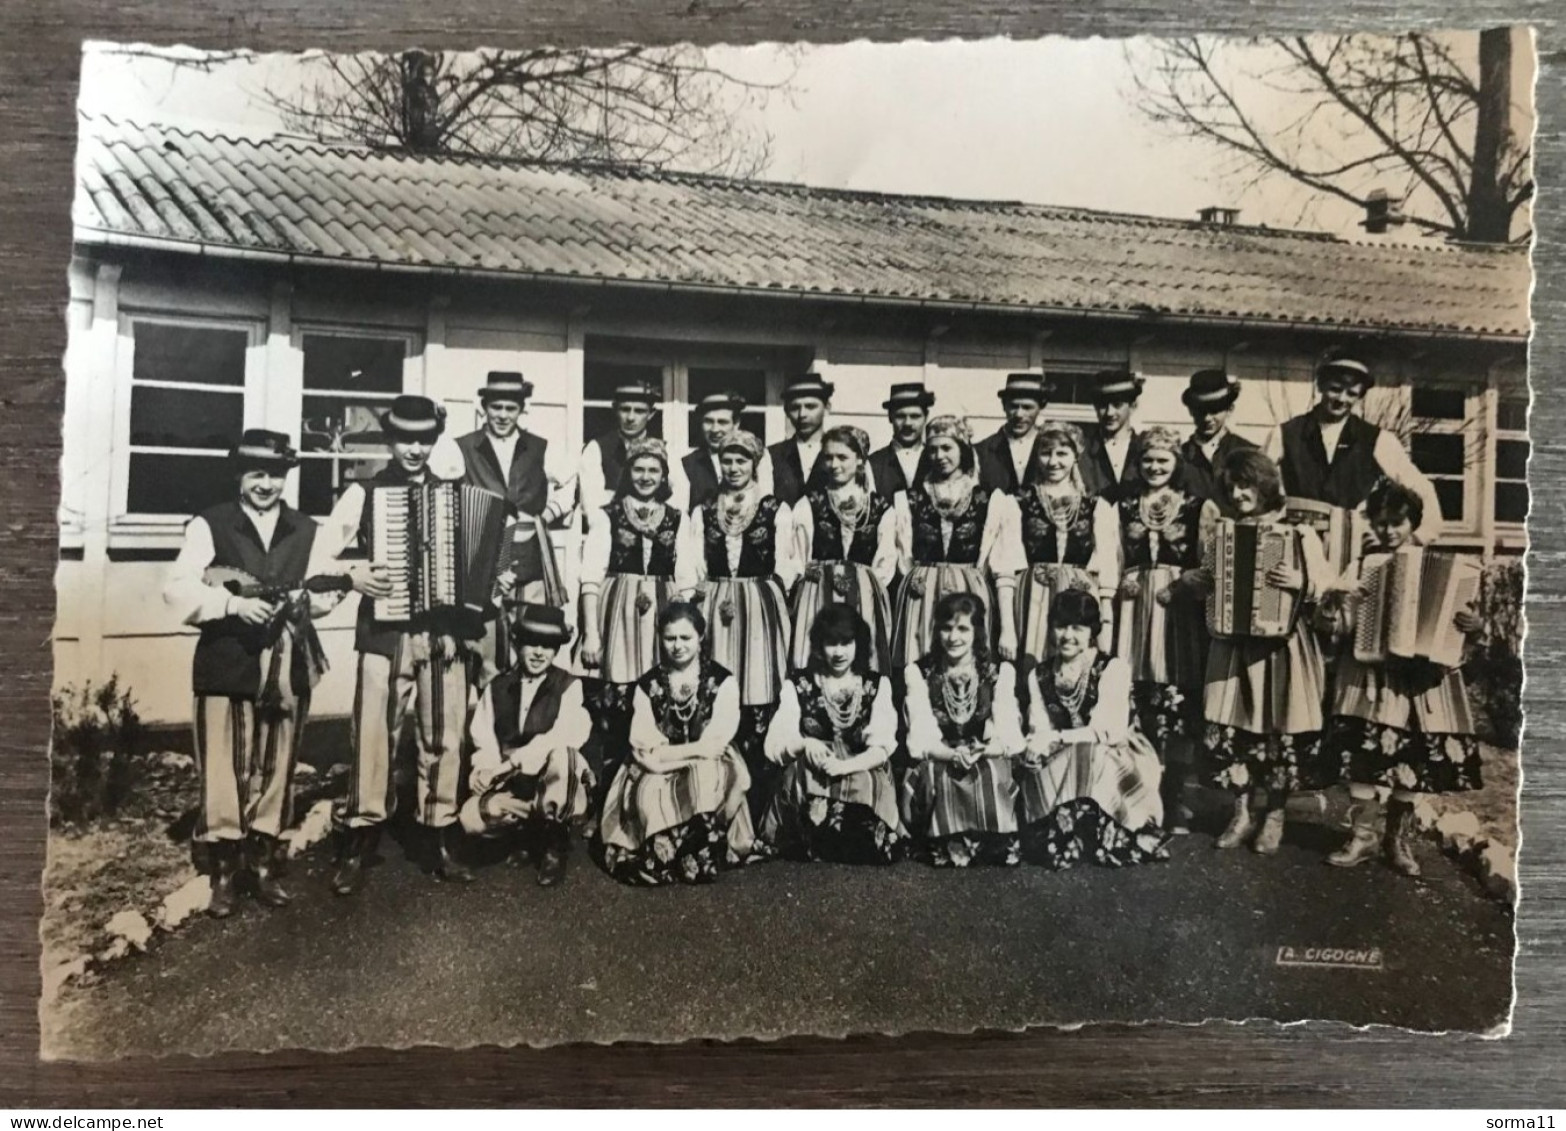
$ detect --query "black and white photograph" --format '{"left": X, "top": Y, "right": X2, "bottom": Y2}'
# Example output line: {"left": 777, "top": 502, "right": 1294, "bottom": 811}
{"left": 42, "top": 29, "right": 1532, "bottom": 1059}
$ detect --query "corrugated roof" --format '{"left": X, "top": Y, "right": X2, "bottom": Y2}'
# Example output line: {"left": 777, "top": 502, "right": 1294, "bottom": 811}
{"left": 73, "top": 115, "right": 1533, "bottom": 339}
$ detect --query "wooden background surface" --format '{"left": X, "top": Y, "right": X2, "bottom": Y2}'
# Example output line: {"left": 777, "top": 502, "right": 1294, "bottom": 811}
{"left": 2, "top": 1, "right": 1562, "bottom": 1106}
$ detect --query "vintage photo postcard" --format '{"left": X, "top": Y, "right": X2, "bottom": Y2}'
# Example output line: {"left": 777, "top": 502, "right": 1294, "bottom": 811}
{"left": 43, "top": 31, "right": 1532, "bottom": 1059}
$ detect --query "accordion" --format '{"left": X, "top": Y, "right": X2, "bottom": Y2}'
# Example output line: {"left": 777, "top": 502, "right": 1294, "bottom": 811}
{"left": 1205, "top": 518, "right": 1303, "bottom": 638}
{"left": 1353, "top": 547, "right": 1480, "bottom": 668}
{"left": 369, "top": 483, "right": 508, "bottom": 621}
{"left": 1285, "top": 496, "right": 1365, "bottom": 577}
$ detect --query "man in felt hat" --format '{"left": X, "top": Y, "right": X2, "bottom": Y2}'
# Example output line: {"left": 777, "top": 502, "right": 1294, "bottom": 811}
{"left": 459, "top": 603, "right": 594, "bottom": 887}
{"left": 453, "top": 371, "right": 573, "bottom": 608}
{"left": 677, "top": 391, "right": 772, "bottom": 512}
{"left": 1262, "top": 350, "right": 1442, "bottom": 544}
{"left": 869, "top": 381, "right": 936, "bottom": 498}
{"left": 1080, "top": 369, "right": 1151, "bottom": 499}
{"left": 579, "top": 379, "right": 661, "bottom": 513}
{"left": 1179, "top": 369, "right": 1258, "bottom": 500}
{"left": 975, "top": 372, "right": 1050, "bottom": 495}
{"left": 767, "top": 373, "right": 834, "bottom": 506}
{"left": 312, "top": 394, "right": 486, "bottom": 894}
{"left": 164, "top": 430, "right": 339, "bottom": 917}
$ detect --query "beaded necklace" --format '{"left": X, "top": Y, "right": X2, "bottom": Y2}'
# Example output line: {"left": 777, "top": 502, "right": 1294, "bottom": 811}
{"left": 1138, "top": 485, "right": 1182, "bottom": 562}
{"left": 937, "top": 663, "right": 980, "bottom": 726}
{"left": 621, "top": 495, "right": 667, "bottom": 537}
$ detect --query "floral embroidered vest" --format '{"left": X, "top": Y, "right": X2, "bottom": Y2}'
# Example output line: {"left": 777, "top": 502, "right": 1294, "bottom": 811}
{"left": 1040, "top": 653, "right": 1111, "bottom": 731}
{"left": 916, "top": 655, "right": 996, "bottom": 745}
{"left": 806, "top": 490, "right": 890, "bottom": 566}
{"left": 1018, "top": 488, "right": 1095, "bottom": 566}
{"left": 792, "top": 672, "right": 878, "bottom": 751}
{"left": 700, "top": 495, "right": 782, "bottom": 579}
{"left": 640, "top": 660, "right": 730, "bottom": 744}
{"left": 604, "top": 501, "right": 681, "bottom": 576}
{"left": 1118, "top": 492, "right": 1203, "bottom": 569}
{"left": 909, "top": 485, "right": 988, "bottom": 565}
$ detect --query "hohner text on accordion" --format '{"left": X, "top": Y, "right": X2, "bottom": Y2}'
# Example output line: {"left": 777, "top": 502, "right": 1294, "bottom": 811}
{"left": 1204, "top": 518, "right": 1303, "bottom": 639}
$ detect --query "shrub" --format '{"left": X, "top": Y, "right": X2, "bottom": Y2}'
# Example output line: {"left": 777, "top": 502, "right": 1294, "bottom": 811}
{"left": 49, "top": 676, "right": 150, "bottom": 829}
{"left": 1464, "top": 558, "right": 1526, "bottom": 748}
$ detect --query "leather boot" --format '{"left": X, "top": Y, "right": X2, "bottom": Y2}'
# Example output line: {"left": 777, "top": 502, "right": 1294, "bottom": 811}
{"left": 537, "top": 824, "right": 570, "bottom": 887}
{"left": 331, "top": 826, "right": 370, "bottom": 897}
{"left": 1384, "top": 798, "right": 1422, "bottom": 876}
{"left": 207, "top": 841, "right": 239, "bottom": 918}
{"left": 250, "top": 834, "right": 293, "bottom": 907}
{"left": 1214, "top": 793, "right": 1256, "bottom": 849}
{"left": 434, "top": 824, "right": 476, "bottom": 883}
{"left": 1251, "top": 806, "right": 1287, "bottom": 855}
{"left": 1327, "top": 798, "right": 1382, "bottom": 868}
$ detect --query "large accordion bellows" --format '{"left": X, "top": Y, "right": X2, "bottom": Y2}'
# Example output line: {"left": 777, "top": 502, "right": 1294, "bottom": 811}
{"left": 1204, "top": 518, "right": 1302, "bottom": 639}
{"left": 1353, "top": 547, "right": 1480, "bottom": 668}
{"left": 369, "top": 483, "right": 508, "bottom": 621}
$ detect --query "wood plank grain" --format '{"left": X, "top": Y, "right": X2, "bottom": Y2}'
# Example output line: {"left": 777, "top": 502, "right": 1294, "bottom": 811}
{"left": 1, "top": 0, "right": 1561, "bottom": 1106}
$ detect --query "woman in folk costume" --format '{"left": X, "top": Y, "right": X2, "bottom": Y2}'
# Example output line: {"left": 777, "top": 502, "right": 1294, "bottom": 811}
{"left": 756, "top": 605, "right": 904, "bottom": 864}
{"left": 1321, "top": 480, "right": 1484, "bottom": 876}
{"left": 1189, "top": 448, "right": 1336, "bottom": 854}
{"left": 1016, "top": 589, "right": 1170, "bottom": 869}
{"left": 1013, "top": 421, "right": 1119, "bottom": 670}
{"left": 788, "top": 424, "right": 897, "bottom": 678}
{"left": 891, "top": 415, "right": 1023, "bottom": 668}
{"left": 596, "top": 601, "right": 755, "bottom": 885}
{"left": 460, "top": 604, "right": 594, "bottom": 887}
{"left": 684, "top": 428, "right": 799, "bottom": 818}
{"left": 1111, "top": 425, "right": 1208, "bottom": 833}
{"left": 901, "top": 591, "right": 1027, "bottom": 867}
{"left": 577, "top": 438, "right": 689, "bottom": 772}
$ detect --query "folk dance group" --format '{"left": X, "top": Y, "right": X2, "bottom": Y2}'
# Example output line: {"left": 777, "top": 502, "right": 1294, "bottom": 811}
{"left": 164, "top": 353, "right": 1486, "bottom": 914}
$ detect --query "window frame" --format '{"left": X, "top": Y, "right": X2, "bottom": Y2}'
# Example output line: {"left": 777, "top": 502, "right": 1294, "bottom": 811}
{"left": 1493, "top": 389, "right": 1529, "bottom": 548}
{"left": 1040, "top": 364, "right": 1110, "bottom": 426}
{"left": 111, "top": 312, "right": 266, "bottom": 543}
{"left": 290, "top": 323, "right": 423, "bottom": 519}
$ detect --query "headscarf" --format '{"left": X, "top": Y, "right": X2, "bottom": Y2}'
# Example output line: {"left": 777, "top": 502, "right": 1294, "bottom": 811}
{"left": 1139, "top": 425, "right": 1182, "bottom": 455}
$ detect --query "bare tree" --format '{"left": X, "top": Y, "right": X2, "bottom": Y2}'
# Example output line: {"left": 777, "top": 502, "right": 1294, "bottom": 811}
{"left": 1129, "top": 30, "right": 1532, "bottom": 243}
{"left": 269, "top": 47, "right": 789, "bottom": 176}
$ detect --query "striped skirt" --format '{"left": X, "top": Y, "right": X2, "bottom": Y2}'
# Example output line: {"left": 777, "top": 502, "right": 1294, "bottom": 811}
{"left": 596, "top": 747, "right": 756, "bottom": 885}
{"left": 700, "top": 577, "right": 791, "bottom": 707}
{"left": 900, "top": 755, "right": 1021, "bottom": 867}
{"left": 579, "top": 572, "right": 675, "bottom": 685}
{"left": 891, "top": 563, "right": 995, "bottom": 669}
{"left": 1203, "top": 621, "right": 1332, "bottom": 794}
{"left": 1016, "top": 562, "right": 1099, "bottom": 667}
{"left": 755, "top": 760, "right": 904, "bottom": 864}
{"left": 458, "top": 744, "right": 594, "bottom": 838}
{"left": 1113, "top": 565, "right": 1206, "bottom": 689}
{"left": 788, "top": 561, "right": 893, "bottom": 676}
{"left": 1016, "top": 731, "right": 1164, "bottom": 833}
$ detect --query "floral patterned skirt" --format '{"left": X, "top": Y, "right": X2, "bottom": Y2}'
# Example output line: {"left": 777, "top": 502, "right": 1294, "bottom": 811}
{"left": 1203, "top": 723, "right": 1332, "bottom": 795}
{"left": 1325, "top": 715, "right": 1483, "bottom": 795}
{"left": 596, "top": 747, "right": 756, "bottom": 885}
{"left": 1132, "top": 681, "right": 1203, "bottom": 755}
{"left": 753, "top": 760, "right": 904, "bottom": 864}
{"left": 1020, "top": 798, "right": 1171, "bottom": 870}
{"left": 900, "top": 755, "right": 1020, "bottom": 867}
{"left": 789, "top": 561, "right": 894, "bottom": 677}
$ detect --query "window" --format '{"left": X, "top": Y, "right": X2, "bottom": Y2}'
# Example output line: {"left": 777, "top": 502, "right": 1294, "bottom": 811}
{"left": 1495, "top": 394, "right": 1529, "bottom": 526}
{"left": 1408, "top": 384, "right": 1479, "bottom": 525}
{"left": 124, "top": 320, "right": 251, "bottom": 516}
{"left": 297, "top": 332, "right": 409, "bottom": 516}
{"left": 1042, "top": 367, "right": 1109, "bottom": 424}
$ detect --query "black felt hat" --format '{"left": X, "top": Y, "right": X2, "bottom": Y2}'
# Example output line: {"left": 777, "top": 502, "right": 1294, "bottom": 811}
{"left": 1182, "top": 369, "right": 1241, "bottom": 411}
{"left": 380, "top": 394, "right": 446, "bottom": 438}
{"left": 512, "top": 603, "right": 572, "bottom": 646}
{"left": 229, "top": 429, "right": 299, "bottom": 470}
{"left": 997, "top": 373, "right": 1049, "bottom": 403}
{"left": 883, "top": 382, "right": 936, "bottom": 411}
{"left": 477, "top": 371, "right": 535, "bottom": 403}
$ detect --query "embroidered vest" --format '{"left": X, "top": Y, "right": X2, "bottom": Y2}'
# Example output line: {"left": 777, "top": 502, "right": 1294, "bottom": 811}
{"left": 604, "top": 501, "right": 681, "bottom": 576}
{"left": 916, "top": 655, "right": 996, "bottom": 746}
{"left": 909, "top": 485, "right": 989, "bottom": 565}
{"left": 640, "top": 660, "right": 730, "bottom": 744}
{"left": 1017, "top": 488, "right": 1095, "bottom": 566}
{"left": 1117, "top": 491, "right": 1203, "bottom": 569}
{"left": 489, "top": 665, "right": 575, "bottom": 748}
{"left": 1040, "top": 653, "right": 1111, "bottom": 731}
{"left": 191, "top": 501, "right": 317, "bottom": 698}
{"left": 792, "top": 672, "right": 877, "bottom": 751}
{"left": 807, "top": 490, "right": 889, "bottom": 565}
{"left": 1279, "top": 414, "right": 1383, "bottom": 510}
{"left": 700, "top": 495, "right": 782, "bottom": 579}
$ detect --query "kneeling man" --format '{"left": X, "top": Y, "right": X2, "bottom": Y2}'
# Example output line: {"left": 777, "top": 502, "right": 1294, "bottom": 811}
{"left": 460, "top": 604, "right": 594, "bottom": 886}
